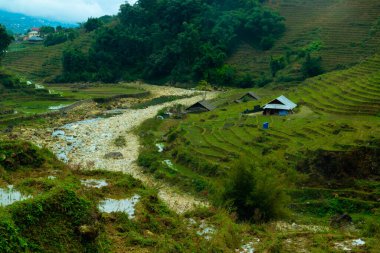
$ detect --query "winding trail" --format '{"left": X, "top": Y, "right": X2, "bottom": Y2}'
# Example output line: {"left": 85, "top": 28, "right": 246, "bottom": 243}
{"left": 45, "top": 85, "right": 217, "bottom": 214}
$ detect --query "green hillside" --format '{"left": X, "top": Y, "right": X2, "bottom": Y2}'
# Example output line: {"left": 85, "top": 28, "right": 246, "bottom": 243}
{"left": 295, "top": 54, "right": 380, "bottom": 115}
{"left": 228, "top": 0, "right": 380, "bottom": 77}
{"left": 3, "top": 0, "right": 380, "bottom": 85}
{"left": 2, "top": 32, "right": 92, "bottom": 82}
{"left": 135, "top": 56, "right": 380, "bottom": 250}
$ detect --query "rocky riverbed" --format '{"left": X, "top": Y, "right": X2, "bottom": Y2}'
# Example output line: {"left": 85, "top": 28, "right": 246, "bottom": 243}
{"left": 30, "top": 85, "right": 216, "bottom": 214}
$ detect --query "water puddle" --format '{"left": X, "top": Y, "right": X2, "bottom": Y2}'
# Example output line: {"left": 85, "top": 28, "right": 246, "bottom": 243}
{"left": 98, "top": 194, "right": 140, "bottom": 218}
{"left": 352, "top": 239, "right": 365, "bottom": 246}
{"left": 48, "top": 104, "right": 69, "bottom": 110}
{"left": 156, "top": 143, "right": 165, "bottom": 153}
{"left": 0, "top": 185, "right": 31, "bottom": 206}
{"left": 236, "top": 239, "right": 260, "bottom": 253}
{"left": 334, "top": 238, "right": 366, "bottom": 251}
{"left": 81, "top": 179, "right": 108, "bottom": 188}
{"left": 163, "top": 160, "right": 177, "bottom": 171}
{"left": 188, "top": 218, "right": 216, "bottom": 240}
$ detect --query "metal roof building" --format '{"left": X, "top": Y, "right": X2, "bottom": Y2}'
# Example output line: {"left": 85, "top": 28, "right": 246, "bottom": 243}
{"left": 263, "top": 95, "right": 297, "bottom": 115}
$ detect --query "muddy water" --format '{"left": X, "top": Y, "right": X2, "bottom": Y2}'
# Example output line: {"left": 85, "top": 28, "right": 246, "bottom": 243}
{"left": 99, "top": 194, "right": 140, "bottom": 218}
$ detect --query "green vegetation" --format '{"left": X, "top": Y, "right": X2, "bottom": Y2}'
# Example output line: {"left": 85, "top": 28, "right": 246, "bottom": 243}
{"left": 222, "top": 159, "right": 290, "bottom": 222}
{"left": 60, "top": 0, "right": 285, "bottom": 84}
{"left": 84, "top": 17, "right": 103, "bottom": 32}
{"left": 130, "top": 95, "right": 191, "bottom": 109}
{"left": 0, "top": 140, "right": 249, "bottom": 252}
{"left": 3, "top": 31, "right": 93, "bottom": 82}
{"left": 48, "top": 84, "right": 146, "bottom": 101}
{"left": 0, "top": 24, "right": 13, "bottom": 60}
{"left": 228, "top": 0, "right": 380, "bottom": 83}
{"left": 0, "top": 81, "right": 147, "bottom": 124}
{"left": 136, "top": 56, "right": 380, "bottom": 250}
{"left": 113, "top": 135, "right": 126, "bottom": 147}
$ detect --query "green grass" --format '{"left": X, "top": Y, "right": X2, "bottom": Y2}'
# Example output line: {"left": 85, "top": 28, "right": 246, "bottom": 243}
{"left": 136, "top": 58, "right": 380, "bottom": 251}
{"left": 228, "top": 0, "right": 380, "bottom": 78}
{"left": 3, "top": 32, "right": 93, "bottom": 82}
{"left": 0, "top": 84, "right": 146, "bottom": 117}
{"left": 47, "top": 84, "right": 146, "bottom": 100}
{"left": 0, "top": 140, "right": 249, "bottom": 252}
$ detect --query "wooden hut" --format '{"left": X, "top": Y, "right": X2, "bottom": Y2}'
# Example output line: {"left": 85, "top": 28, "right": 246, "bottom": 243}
{"left": 236, "top": 92, "right": 260, "bottom": 103}
{"left": 263, "top": 95, "right": 297, "bottom": 115}
{"left": 186, "top": 101, "right": 215, "bottom": 113}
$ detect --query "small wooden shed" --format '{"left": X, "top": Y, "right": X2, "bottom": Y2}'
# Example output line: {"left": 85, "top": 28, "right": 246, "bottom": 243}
{"left": 186, "top": 101, "right": 216, "bottom": 113}
{"left": 236, "top": 92, "right": 260, "bottom": 103}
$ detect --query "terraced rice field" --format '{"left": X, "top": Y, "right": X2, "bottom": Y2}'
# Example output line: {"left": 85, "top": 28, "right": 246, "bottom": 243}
{"left": 228, "top": 0, "right": 380, "bottom": 74}
{"left": 294, "top": 54, "right": 380, "bottom": 115}
{"left": 3, "top": 32, "right": 93, "bottom": 82}
{"left": 178, "top": 105, "right": 379, "bottom": 168}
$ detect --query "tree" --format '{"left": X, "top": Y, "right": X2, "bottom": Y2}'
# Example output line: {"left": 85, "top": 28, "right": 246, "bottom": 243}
{"left": 222, "top": 159, "right": 289, "bottom": 222}
{"left": 270, "top": 56, "right": 286, "bottom": 77}
{"left": 39, "top": 26, "right": 55, "bottom": 37}
{"left": 301, "top": 53, "right": 324, "bottom": 78}
{"left": 63, "top": 0, "right": 285, "bottom": 84}
{"left": 0, "top": 25, "right": 13, "bottom": 60}
{"left": 84, "top": 18, "right": 102, "bottom": 32}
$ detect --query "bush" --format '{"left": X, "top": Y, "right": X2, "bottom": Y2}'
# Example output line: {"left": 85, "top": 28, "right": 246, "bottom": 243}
{"left": 222, "top": 159, "right": 289, "bottom": 222}
{"left": 301, "top": 53, "right": 324, "bottom": 78}
{"left": 0, "top": 212, "right": 28, "bottom": 253}
{"left": 9, "top": 187, "right": 98, "bottom": 252}
{"left": 84, "top": 17, "right": 103, "bottom": 32}
{"left": 0, "top": 141, "right": 55, "bottom": 171}
{"left": 114, "top": 135, "right": 126, "bottom": 147}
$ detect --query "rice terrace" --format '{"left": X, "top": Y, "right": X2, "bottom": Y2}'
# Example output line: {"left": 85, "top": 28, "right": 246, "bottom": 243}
{"left": 0, "top": 0, "right": 379, "bottom": 252}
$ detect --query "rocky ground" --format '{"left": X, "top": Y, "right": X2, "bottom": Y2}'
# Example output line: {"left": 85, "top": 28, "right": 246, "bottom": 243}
{"left": 26, "top": 84, "right": 217, "bottom": 214}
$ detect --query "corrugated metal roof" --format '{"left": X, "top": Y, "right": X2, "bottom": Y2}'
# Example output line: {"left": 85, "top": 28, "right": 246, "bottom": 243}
{"left": 263, "top": 95, "right": 297, "bottom": 110}
{"left": 28, "top": 36, "right": 43, "bottom": 41}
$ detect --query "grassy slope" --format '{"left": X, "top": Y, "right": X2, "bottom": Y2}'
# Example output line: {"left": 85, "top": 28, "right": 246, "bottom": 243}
{"left": 2, "top": 31, "right": 93, "bottom": 82}
{"left": 137, "top": 56, "right": 380, "bottom": 251}
{"left": 228, "top": 0, "right": 380, "bottom": 75}
{"left": 0, "top": 140, "right": 246, "bottom": 252}
{"left": 293, "top": 54, "right": 380, "bottom": 115}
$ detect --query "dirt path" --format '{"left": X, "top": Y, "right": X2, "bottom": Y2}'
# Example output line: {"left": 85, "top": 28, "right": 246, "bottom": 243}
{"left": 41, "top": 85, "right": 217, "bottom": 214}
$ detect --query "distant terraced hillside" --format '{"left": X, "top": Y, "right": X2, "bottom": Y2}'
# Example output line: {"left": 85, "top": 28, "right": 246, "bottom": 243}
{"left": 294, "top": 54, "right": 380, "bottom": 116}
{"left": 2, "top": 32, "right": 92, "bottom": 82}
{"left": 228, "top": 0, "right": 380, "bottom": 76}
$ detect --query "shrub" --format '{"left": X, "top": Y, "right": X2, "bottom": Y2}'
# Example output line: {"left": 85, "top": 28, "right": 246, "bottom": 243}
{"left": 84, "top": 17, "right": 103, "bottom": 32}
{"left": 9, "top": 187, "right": 98, "bottom": 252}
{"left": 301, "top": 53, "right": 324, "bottom": 78}
{"left": 0, "top": 212, "right": 28, "bottom": 252}
{"left": 0, "top": 141, "right": 54, "bottom": 171}
{"left": 114, "top": 135, "right": 126, "bottom": 147}
{"left": 222, "top": 159, "right": 289, "bottom": 222}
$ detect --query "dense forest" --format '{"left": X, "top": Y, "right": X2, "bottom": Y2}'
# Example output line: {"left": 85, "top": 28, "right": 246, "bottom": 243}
{"left": 60, "top": 0, "right": 285, "bottom": 86}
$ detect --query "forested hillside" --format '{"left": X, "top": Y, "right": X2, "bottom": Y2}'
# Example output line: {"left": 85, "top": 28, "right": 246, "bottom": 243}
{"left": 60, "top": 0, "right": 285, "bottom": 85}
{"left": 3, "top": 0, "right": 380, "bottom": 86}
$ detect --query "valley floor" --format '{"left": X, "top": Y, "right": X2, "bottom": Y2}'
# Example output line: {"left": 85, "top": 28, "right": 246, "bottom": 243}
{"left": 24, "top": 83, "right": 216, "bottom": 214}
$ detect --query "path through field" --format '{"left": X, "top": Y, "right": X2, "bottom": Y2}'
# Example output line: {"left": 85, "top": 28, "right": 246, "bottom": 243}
{"left": 47, "top": 85, "right": 216, "bottom": 214}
